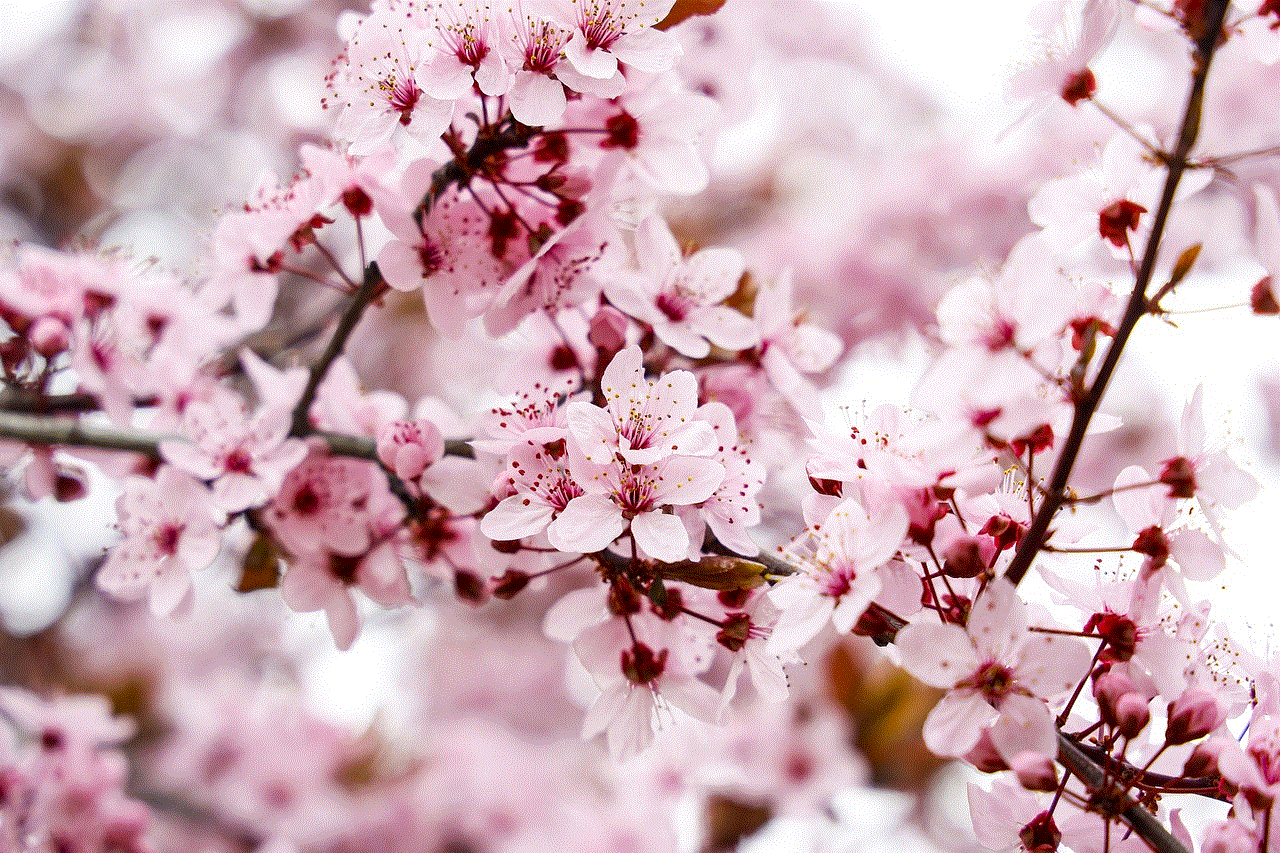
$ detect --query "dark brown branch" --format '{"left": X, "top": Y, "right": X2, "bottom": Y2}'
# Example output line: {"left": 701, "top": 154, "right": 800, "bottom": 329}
{"left": 290, "top": 263, "right": 386, "bottom": 437}
{"left": 1004, "top": 0, "right": 1232, "bottom": 587}
{"left": 1057, "top": 733, "right": 1193, "bottom": 853}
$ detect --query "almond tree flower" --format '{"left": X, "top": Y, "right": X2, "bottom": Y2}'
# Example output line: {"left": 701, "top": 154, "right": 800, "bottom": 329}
{"left": 552, "top": 450, "right": 725, "bottom": 560}
{"left": 297, "top": 143, "right": 402, "bottom": 221}
{"left": 481, "top": 435, "right": 583, "bottom": 543}
{"left": 266, "top": 447, "right": 388, "bottom": 558}
{"left": 1005, "top": 0, "right": 1120, "bottom": 127}
{"left": 566, "top": 344, "right": 716, "bottom": 466}
{"left": 68, "top": 317, "right": 144, "bottom": 427}
{"left": 967, "top": 779, "right": 1143, "bottom": 853}
{"left": 555, "top": 0, "right": 681, "bottom": 81}
{"left": 1159, "top": 386, "right": 1259, "bottom": 547}
{"left": 766, "top": 494, "right": 908, "bottom": 655}
{"left": 0, "top": 690, "right": 149, "bottom": 853}
{"left": 97, "top": 467, "right": 224, "bottom": 617}
{"left": 604, "top": 216, "right": 755, "bottom": 358}
{"left": 897, "top": 579, "right": 1092, "bottom": 760}
{"left": 420, "top": 0, "right": 511, "bottom": 98}
{"left": 0, "top": 687, "right": 135, "bottom": 751}
{"left": 280, "top": 537, "right": 411, "bottom": 650}
{"left": 209, "top": 170, "right": 328, "bottom": 333}
{"left": 753, "top": 269, "right": 842, "bottom": 418}
{"left": 1029, "top": 130, "right": 1213, "bottom": 258}
{"left": 377, "top": 165, "right": 506, "bottom": 335}
{"left": 326, "top": 5, "right": 457, "bottom": 154}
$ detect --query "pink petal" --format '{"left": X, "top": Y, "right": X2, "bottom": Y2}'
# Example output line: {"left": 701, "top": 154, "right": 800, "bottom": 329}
{"left": 631, "top": 510, "right": 690, "bottom": 562}
{"left": 895, "top": 622, "right": 978, "bottom": 688}
{"left": 547, "top": 495, "right": 625, "bottom": 553}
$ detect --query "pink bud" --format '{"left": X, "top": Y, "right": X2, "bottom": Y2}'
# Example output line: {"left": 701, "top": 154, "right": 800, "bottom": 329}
{"left": 376, "top": 419, "right": 444, "bottom": 480}
{"left": 27, "top": 316, "right": 70, "bottom": 357}
{"left": 942, "top": 535, "right": 995, "bottom": 578}
{"left": 1182, "top": 739, "right": 1221, "bottom": 779}
{"left": 1114, "top": 693, "right": 1151, "bottom": 739}
{"left": 1093, "top": 669, "right": 1137, "bottom": 725}
{"left": 1165, "top": 687, "right": 1225, "bottom": 745}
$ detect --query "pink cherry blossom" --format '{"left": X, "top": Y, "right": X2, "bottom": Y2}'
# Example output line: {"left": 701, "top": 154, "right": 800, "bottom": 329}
{"left": 553, "top": 450, "right": 725, "bottom": 560}
{"left": 327, "top": 5, "right": 456, "bottom": 154}
{"left": 266, "top": 445, "right": 395, "bottom": 557}
{"left": 161, "top": 386, "right": 308, "bottom": 513}
{"left": 556, "top": 0, "right": 681, "bottom": 81}
{"left": 766, "top": 494, "right": 908, "bottom": 654}
{"left": 753, "top": 269, "right": 842, "bottom": 417}
{"left": 377, "top": 417, "right": 444, "bottom": 480}
{"left": 565, "top": 344, "right": 716, "bottom": 466}
{"left": 604, "top": 215, "right": 756, "bottom": 358}
{"left": 97, "top": 467, "right": 224, "bottom": 616}
{"left": 1005, "top": 0, "right": 1120, "bottom": 124}
{"left": 279, "top": 537, "right": 411, "bottom": 650}
{"left": 420, "top": 0, "right": 511, "bottom": 98}
{"left": 481, "top": 435, "right": 583, "bottom": 543}
{"left": 377, "top": 167, "right": 507, "bottom": 335}
{"left": 897, "top": 579, "right": 1092, "bottom": 760}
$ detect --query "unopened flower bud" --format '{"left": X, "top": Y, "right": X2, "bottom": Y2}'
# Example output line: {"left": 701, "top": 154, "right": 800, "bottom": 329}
{"left": 491, "top": 570, "right": 530, "bottom": 600}
{"left": 1166, "top": 687, "right": 1224, "bottom": 745}
{"left": 376, "top": 419, "right": 444, "bottom": 480}
{"left": 1115, "top": 693, "right": 1151, "bottom": 739}
{"left": 27, "top": 316, "right": 70, "bottom": 357}
{"left": 942, "top": 535, "right": 994, "bottom": 579}
{"left": 588, "top": 306, "right": 629, "bottom": 357}
{"left": 1094, "top": 669, "right": 1137, "bottom": 726}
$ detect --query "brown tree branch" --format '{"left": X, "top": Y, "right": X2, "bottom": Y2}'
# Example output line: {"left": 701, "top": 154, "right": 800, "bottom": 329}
{"left": 1004, "top": 0, "right": 1232, "bottom": 587}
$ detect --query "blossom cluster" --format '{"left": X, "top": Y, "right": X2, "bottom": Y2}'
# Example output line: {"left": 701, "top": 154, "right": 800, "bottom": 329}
{"left": 0, "top": 0, "right": 1279, "bottom": 852}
